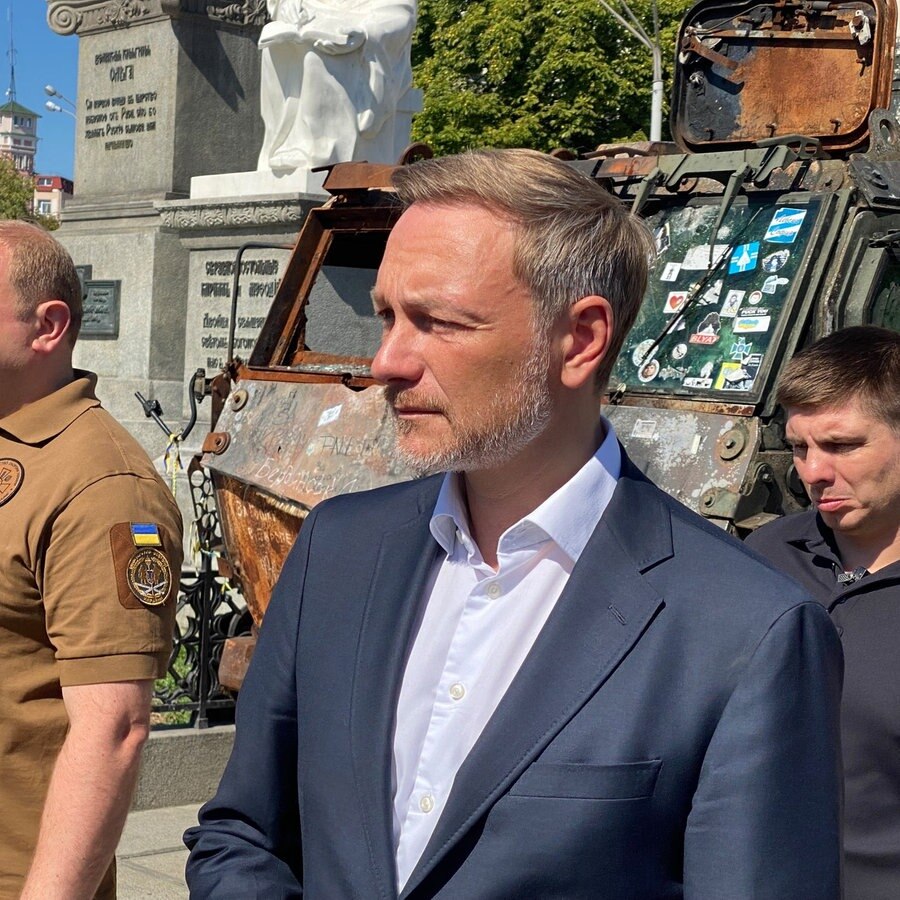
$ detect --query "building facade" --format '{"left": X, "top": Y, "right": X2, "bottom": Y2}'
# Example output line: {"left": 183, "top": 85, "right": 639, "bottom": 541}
{"left": 0, "top": 100, "right": 39, "bottom": 174}
{"left": 33, "top": 174, "right": 74, "bottom": 218}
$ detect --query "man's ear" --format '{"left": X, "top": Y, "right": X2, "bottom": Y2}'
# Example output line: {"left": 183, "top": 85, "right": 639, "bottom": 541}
{"left": 30, "top": 300, "right": 72, "bottom": 355}
{"left": 559, "top": 295, "right": 613, "bottom": 390}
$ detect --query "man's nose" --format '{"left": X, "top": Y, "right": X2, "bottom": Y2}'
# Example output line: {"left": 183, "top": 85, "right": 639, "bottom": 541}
{"left": 370, "top": 322, "right": 421, "bottom": 385}
{"left": 798, "top": 449, "right": 834, "bottom": 486}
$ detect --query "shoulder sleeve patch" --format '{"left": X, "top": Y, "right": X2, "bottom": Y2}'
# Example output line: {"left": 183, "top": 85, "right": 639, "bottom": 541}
{"left": 109, "top": 522, "right": 175, "bottom": 609}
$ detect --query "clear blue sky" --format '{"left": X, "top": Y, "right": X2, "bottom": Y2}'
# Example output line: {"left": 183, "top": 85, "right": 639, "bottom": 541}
{"left": 5, "top": 0, "right": 79, "bottom": 178}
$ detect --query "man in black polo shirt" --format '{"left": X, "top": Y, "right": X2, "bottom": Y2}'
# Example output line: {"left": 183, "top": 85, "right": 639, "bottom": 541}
{"left": 746, "top": 325, "right": 900, "bottom": 900}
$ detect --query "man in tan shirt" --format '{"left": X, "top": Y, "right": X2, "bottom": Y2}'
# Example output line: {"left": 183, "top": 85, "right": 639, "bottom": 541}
{"left": 0, "top": 221, "right": 183, "bottom": 898}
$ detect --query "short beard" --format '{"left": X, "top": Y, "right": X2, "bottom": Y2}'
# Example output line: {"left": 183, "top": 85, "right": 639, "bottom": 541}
{"left": 384, "top": 331, "right": 554, "bottom": 476}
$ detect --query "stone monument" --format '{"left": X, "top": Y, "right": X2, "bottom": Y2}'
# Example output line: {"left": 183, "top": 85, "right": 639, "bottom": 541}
{"left": 51, "top": 0, "right": 420, "bottom": 455}
{"left": 49, "top": 0, "right": 310, "bottom": 449}
{"left": 191, "top": 0, "right": 420, "bottom": 198}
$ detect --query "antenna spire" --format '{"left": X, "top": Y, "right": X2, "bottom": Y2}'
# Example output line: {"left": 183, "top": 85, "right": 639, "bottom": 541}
{"left": 6, "top": 3, "right": 16, "bottom": 103}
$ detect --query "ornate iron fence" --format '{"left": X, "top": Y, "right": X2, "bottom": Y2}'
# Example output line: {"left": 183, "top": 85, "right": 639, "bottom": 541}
{"left": 153, "top": 459, "right": 248, "bottom": 728}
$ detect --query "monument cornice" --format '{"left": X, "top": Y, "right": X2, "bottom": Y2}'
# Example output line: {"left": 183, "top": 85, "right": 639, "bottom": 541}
{"left": 47, "top": 0, "right": 266, "bottom": 35}
{"left": 155, "top": 196, "right": 313, "bottom": 231}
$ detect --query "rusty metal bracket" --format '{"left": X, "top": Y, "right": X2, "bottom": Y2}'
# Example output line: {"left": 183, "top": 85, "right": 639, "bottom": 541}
{"left": 218, "top": 634, "right": 258, "bottom": 693}
{"left": 753, "top": 135, "right": 824, "bottom": 184}
{"left": 680, "top": 33, "right": 743, "bottom": 85}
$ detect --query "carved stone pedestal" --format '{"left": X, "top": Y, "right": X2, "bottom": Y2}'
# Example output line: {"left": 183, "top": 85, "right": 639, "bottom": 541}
{"left": 48, "top": 0, "right": 270, "bottom": 450}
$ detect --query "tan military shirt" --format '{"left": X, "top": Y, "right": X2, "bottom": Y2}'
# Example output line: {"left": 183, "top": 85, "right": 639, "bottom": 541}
{"left": 0, "top": 371, "right": 183, "bottom": 899}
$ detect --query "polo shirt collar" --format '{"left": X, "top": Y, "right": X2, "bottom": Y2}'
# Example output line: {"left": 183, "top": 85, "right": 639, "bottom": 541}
{"left": 0, "top": 370, "right": 100, "bottom": 445}
{"left": 789, "top": 510, "right": 842, "bottom": 564}
{"left": 430, "top": 417, "right": 622, "bottom": 565}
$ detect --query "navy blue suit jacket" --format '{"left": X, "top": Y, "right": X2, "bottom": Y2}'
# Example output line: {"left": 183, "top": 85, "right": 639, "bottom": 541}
{"left": 185, "top": 456, "right": 843, "bottom": 898}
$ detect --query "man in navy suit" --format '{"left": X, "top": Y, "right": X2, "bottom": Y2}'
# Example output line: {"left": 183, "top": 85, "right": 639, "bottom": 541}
{"left": 185, "top": 149, "right": 843, "bottom": 898}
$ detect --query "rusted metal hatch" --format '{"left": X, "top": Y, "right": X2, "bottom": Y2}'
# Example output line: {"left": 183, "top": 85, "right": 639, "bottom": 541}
{"left": 672, "top": 0, "right": 896, "bottom": 153}
{"left": 202, "top": 163, "right": 416, "bottom": 625}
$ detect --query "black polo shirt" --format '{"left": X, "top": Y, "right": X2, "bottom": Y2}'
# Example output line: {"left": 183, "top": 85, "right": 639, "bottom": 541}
{"left": 746, "top": 510, "right": 900, "bottom": 900}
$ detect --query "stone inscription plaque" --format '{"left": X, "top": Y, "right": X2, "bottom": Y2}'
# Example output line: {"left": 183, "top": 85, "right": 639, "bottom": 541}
{"left": 185, "top": 250, "right": 291, "bottom": 388}
{"left": 81, "top": 280, "right": 121, "bottom": 339}
{"left": 84, "top": 43, "right": 158, "bottom": 152}
{"left": 75, "top": 23, "right": 176, "bottom": 195}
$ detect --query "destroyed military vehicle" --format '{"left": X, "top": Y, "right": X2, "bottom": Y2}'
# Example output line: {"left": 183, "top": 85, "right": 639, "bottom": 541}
{"left": 183, "top": 0, "right": 900, "bottom": 681}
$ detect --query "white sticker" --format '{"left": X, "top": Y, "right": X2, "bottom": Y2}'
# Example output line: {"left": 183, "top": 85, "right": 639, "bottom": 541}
{"left": 660, "top": 261, "right": 681, "bottom": 282}
{"left": 700, "top": 279, "right": 723, "bottom": 305}
{"left": 632, "top": 339, "right": 656, "bottom": 366}
{"left": 682, "top": 244, "right": 729, "bottom": 270}
{"left": 671, "top": 343, "right": 688, "bottom": 360}
{"left": 733, "top": 315, "right": 771, "bottom": 333}
{"left": 761, "top": 275, "right": 789, "bottom": 294}
{"left": 720, "top": 289, "right": 745, "bottom": 318}
{"left": 631, "top": 419, "right": 658, "bottom": 439}
{"left": 664, "top": 291, "right": 688, "bottom": 314}
{"left": 762, "top": 249, "right": 790, "bottom": 272}
{"left": 638, "top": 359, "right": 660, "bottom": 383}
{"left": 715, "top": 353, "right": 763, "bottom": 391}
{"left": 317, "top": 404, "right": 343, "bottom": 427}
{"left": 764, "top": 207, "right": 807, "bottom": 244}
{"left": 683, "top": 376, "right": 713, "bottom": 388}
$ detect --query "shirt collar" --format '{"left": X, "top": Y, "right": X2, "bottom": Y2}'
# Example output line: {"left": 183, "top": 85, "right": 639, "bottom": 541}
{"left": 429, "top": 417, "right": 621, "bottom": 564}
{"left": 790, "top": 510, "right": 842, "bottom": 563}
{"left": 0, "top": 370, "right": 100, "bottom": 445}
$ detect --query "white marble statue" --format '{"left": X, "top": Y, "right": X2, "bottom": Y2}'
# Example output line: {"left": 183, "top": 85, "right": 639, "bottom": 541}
{"left": 258, "top": 0, "right": 418, "bottom": 173}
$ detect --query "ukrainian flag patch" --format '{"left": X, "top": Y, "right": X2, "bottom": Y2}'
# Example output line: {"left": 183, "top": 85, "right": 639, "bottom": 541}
{"left": 131, "top": 523, "right": 162, "bottom": 547}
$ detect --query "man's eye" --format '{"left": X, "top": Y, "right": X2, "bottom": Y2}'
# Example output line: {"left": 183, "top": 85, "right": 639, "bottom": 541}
{"left": 419, "top": 314, "right": 459, "bottom": 332}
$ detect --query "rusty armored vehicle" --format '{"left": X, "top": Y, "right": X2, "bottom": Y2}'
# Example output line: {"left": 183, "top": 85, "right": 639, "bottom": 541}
{"left": 189, "top": 0, "right": 900, "bottom": 684}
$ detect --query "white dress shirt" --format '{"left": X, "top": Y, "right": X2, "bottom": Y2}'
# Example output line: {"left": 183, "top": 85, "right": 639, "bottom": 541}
{"left": 391, "top": 420, "right": 622, "bottom": 890}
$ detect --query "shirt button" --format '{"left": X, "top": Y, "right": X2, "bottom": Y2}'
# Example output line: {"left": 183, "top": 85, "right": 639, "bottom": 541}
{"left": 487, "top": 583, "right": 502, "bottom": 600}
{"left": 419, "top": 794, "right": 435, "bottom": 813}
{"left": 449, "top": 682, "right": 466, "bottom": 701}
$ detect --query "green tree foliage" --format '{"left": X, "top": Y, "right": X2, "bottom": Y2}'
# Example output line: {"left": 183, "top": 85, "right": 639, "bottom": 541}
{"left": 412, "top": 0, "right": 694, "bottom": 155}
{"left": 0, "top": 156, "right": 36, "bottom": 220}
{"left": 0, "top": 157, "right": 60, "bottom": 230}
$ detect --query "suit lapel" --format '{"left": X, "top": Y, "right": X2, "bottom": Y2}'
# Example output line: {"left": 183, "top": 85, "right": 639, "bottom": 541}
{"left": 350, "top": 478, "right": 443, "bottom": 900}
{"left": 401, "top": 465, "right": 673, "bottom": 898}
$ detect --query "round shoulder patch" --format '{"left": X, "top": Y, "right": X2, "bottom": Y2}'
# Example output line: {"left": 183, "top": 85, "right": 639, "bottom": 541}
{"left": 126, "top": 548, "right": 172, "bottom": 607}
{"left": 0, "top": 459, "right": 24, "bottom": 507}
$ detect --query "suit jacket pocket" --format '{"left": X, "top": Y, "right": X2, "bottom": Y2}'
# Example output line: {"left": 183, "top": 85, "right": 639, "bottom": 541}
{"left": 509, "top": 759, "right": 662, "bottom": 800}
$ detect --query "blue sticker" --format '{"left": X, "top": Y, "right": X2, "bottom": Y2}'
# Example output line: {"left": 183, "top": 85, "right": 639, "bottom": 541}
{"left": 729, "top": 242, "right": 760, "bottom": 274}
{"left": 764, "top": 208, "right": 807, "bottom": 244}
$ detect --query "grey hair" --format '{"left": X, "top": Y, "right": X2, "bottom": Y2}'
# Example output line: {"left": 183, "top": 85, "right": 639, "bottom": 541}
{"left": 391, "top": 148, "right": 653, "bottom": 391}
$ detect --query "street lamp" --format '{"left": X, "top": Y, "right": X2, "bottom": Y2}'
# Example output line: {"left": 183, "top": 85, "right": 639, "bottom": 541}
{"left": 45, "top": 100, "right": 76, "bottom": 120}
{"left": 597, "top": 0, "right": 664, "bottom": 142}
{"left": 44, "top": 84, "right": 76, "bottom": 111}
